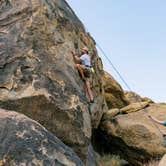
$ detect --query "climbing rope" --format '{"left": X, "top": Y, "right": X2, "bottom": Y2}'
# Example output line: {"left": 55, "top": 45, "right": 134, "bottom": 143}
{"left": 96, "top": 42, "right": 132, "bottom": 91}
{"left": 83, "top": 24, "right": 166, "bottom": 143}
{"left": 97, "top": 42, "right": 166, "bottom": 148}
{"left": 82, "top": 14, "right": 166, "bottom": 146}
{"left": 95, "top": 40, "right": 166, "bottom": 142}
{"left": 71, "top": 11, "right": 166, "bottom": 148}
{"left": 79, "top": 22, "right": 166, "bottom": 144}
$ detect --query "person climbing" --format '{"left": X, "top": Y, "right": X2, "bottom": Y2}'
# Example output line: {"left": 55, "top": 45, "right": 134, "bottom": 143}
{"left": 148, "top": 112, "right": 166, "bottom": 147}
{"left": 148, "top": 113, "right": 166, "bottom": 127}
{"left": 71, "top": 47, "right": 94, "bottom": 103}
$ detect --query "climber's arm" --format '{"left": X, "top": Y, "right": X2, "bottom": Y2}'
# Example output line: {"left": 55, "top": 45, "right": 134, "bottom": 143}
{"left": 148, "top": 114, "right": 165, "bottom": 125}
{"left": 74, "top": 56, "right": 81, "bottom": 63}
{"left": 0, "top": 29, "right": 8, "bottom": 34}
{"left": 71, "top": 51, "right": 81, "bottom": 63}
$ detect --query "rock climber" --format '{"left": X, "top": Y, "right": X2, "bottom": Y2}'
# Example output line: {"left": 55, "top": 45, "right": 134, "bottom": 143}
{"left": 71, "top": 47, "right": 94, "bottom": 103}
{"left": 148, "top": 113, "right": 166, "bottom": 127}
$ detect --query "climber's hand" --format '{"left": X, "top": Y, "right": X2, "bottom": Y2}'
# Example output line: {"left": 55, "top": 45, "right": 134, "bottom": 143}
{"left": 147, "top": 112, "right": 151, "bottom": 118}
{"left": 71, "top": 51, "right": 75, "bottom": 56}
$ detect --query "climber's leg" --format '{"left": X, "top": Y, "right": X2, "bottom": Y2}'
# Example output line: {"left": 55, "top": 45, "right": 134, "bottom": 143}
{"left": 75, "top": 64, "right": 86, "bottom": 80}
{"left": 85, "top": 79, "right": 94, "bottom": 102}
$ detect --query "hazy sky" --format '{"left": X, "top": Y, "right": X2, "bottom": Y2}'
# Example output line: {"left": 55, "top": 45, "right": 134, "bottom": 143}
{"left": 67, "top": 0, "right": 166, "bottom": 102}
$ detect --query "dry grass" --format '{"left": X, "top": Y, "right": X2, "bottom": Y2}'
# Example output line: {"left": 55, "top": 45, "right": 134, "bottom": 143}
{"left": 97, "top": 155, "right": 160, "bottom": 166}
{"left": 97, "top": 154, "right": 121, "bottom": 166}
{"left": 143, "top": 160, "right": 159, "bottom": 166}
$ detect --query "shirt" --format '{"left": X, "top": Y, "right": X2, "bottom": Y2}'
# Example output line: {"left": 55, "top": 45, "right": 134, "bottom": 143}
{"left": 80, "top": 54, "right": 91, "bottom": 67}
{"left": 163, "top": 121, "right": 166, "bottom": 126}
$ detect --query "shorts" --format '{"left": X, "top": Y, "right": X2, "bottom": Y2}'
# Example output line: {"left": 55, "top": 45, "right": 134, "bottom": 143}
{"left": 81, "top": 65, "right": 91, "bottom": 78}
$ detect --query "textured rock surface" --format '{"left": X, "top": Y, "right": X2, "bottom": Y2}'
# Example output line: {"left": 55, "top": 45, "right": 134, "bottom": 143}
{"left": 1, "top": 0, "right": 164, "bottom": 165}
{"left": 102, "top": 108, "right": 120, "bottom": 121}
{"left": 125, "top": 91, "right": 154, "bottom": 104}
{"left": 99, "top": 104, "right": 166, "bottom": 165}
{"left": 0, "top": 108, "right": 83, "bottom": 166}
{"left": 102, "top": 101, "right": 150, "bottom": 120}
{"left": 120, "top": 101, "right": 149, "bottom": 114}
{"left": 103, "top": 71, "right": 129, "bottom": 109}
{"left": 0, "top": 0, "right": 106, "bottom": 164}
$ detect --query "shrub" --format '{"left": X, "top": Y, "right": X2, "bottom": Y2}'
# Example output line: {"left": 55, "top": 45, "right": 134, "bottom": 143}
{"left": 143, "top": 160, "right": 159, "bottom": 166}
{"left": 97, "top": 154, "right": 121, "bottom": 166}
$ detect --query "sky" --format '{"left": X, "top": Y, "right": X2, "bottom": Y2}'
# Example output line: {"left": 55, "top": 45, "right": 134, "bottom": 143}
{"left": 67, "top": 0, "right": 166, "bottom": 102}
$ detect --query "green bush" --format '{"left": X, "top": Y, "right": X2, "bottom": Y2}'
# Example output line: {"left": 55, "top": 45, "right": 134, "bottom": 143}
{"left": 97, "top": 154, "right": 159, "bottom": 166}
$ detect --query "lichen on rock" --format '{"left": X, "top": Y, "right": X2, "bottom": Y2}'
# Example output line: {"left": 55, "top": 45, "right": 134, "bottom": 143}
{"left": 0, "top": 108, "right": 83, "bottom": 166}
{"left": 0, "top": 0, "right": 106, "bottom": 164}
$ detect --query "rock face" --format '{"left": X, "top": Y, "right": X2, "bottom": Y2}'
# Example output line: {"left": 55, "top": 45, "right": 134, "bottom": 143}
{"left": 99, "top": 103, "right": 166, "bottom": 165}
{"left": 120, "top": 101, "right": 149, "bottom": 114}
{"left": 103, "top": 71, "right": 129, "bottom": 109}
{"left": 1, "top": 0, "right": 164, "bottom": 165}
{"left": 158, "top": 154, "right": 166, "bottom": 166}
{"left": 0, "top": 108, "right": 83, "bottom": 166}
{"left": 0, "top": 0, "right": 106, "bottom": 164}
{"left": 102, "top": 108, "right": 120, "bottom": 121}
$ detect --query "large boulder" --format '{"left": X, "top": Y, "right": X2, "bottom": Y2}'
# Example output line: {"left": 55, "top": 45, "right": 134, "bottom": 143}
{"left": 125, "top": 91, "right": 154, "bottom": 104}
{"left": 103, "top": 71, "right": 129, "bottom": 109}
{"left": 120, "top": 101, "right": 149, "bottom": 114}
{"left": 99, "top": 104, "right": 166, "bottom": 165}
{"left": 100, "top": 101, "right": 149, "bottom": 122}
{"left": 0, "top": 0, "right": 106, "bottom": 164}
{"left": 0, "top": 108, "right": 83, "bottom": 166}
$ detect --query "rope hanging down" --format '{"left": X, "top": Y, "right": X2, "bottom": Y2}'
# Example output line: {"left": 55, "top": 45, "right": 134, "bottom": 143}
{"left": 96, "top": 43, "right": 132, "bottom": 92}
{"left": 95, "top": 39, "right": 165, "bottom": 139}
{"left": 84, "top": 26, "right": 132, "bottom": 91}
{"left": 85, "top": 21, "right": 165, "bottom": 136}
{"left": 84, "top": 23, "right": 166, "bottom": 144}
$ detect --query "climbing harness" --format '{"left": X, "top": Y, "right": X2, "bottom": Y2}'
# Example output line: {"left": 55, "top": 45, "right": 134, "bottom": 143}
{"left": 90, "top": 67, "right": 95, "bottom": 74}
